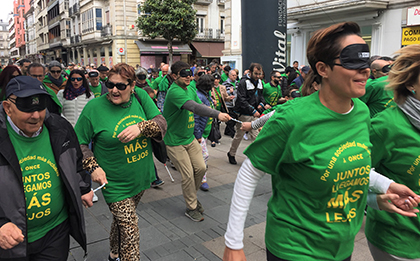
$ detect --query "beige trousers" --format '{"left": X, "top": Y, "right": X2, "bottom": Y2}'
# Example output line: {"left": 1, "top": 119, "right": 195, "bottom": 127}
{"left": 228, "top": 115, "right": 259, "bottom": 156}
{"left": 167, "top": 140, "right": 206, "bottom": 210}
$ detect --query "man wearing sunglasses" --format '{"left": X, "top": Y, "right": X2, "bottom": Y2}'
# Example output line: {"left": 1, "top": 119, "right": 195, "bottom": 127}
{"left": 0, "top": 76, "right": 93, "bottom": 260}
{"left": 359, "top": 57, "right": 396, "bottom": 118}
{"left": 163, "top": 61, "right": 230, "bottom": 222}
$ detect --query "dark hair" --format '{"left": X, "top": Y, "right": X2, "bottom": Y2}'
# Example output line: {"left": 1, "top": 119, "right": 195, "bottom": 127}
{"left": 224, "top": 65, "right": 231, "bottom": 72}
{"left": 307, "top": 22, "right": 361, "bottom": 83}
{"left": 64, "top": 69, "right": 91, "bottom": 99}
{"left": 27, "top": 63, "right": 45, "bottom": 75}
{"left": 0, "top": 65, "right": 22, "bottom": 100}
{"left": 285, "top": 66, "right": 295, "bottom": 74}
{"left": 293, "top": 61, "right": 298, "bottom": 64}
{"left": 18, "top": 59, "right": 31, "bottom": 66}
{"left": 143, "top": 86, "right": 154, "bottom": 95}
{"left": 171, "top": 61, "right": 190, "bottom": 75}
{"left": 108, "top": 63, "right": 136, "bottom": 84}
{"left": 249, "top": 63, "right": 262, "bottom": 72}
{"left": 269, "top": 70, "right": 280, "bottom": 78}
{"left": 287, "top": 70, "right": 298, "bottom": 86}
{"left": 196, "top": 74, "right": 213, "bottom": 93}
{"left": 300, "top": 70, "right": 320, "bottom": 97}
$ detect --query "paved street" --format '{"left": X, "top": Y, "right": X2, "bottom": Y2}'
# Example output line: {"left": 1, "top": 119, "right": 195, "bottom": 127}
{"left": 67, "top": 126, "right": 374, "bottom": 261}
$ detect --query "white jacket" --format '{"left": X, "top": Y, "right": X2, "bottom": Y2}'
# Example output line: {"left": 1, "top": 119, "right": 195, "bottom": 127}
{"left": 57, "top": 89, "right": 94, "bottom": 127}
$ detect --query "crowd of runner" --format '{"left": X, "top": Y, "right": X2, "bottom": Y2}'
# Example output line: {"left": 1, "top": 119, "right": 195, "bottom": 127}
{"left": 0, "top": 21, "right": 420, "bottom": 261}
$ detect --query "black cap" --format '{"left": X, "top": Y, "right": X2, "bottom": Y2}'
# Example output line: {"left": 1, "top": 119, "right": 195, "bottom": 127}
{"left": 6, "top": 76, "right": 50, "bottom": 98}
{"left": 97, "top": 65, "right": 109, "bottom": 72}
{"left": 212, "top": 73, "right": 221, "bottom": 79}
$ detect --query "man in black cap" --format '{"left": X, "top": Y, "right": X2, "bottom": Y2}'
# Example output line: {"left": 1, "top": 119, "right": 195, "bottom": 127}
{"left": 0, "top": 76, "right": 93, "bottom": 260}
{"left": 97, "top": 65, "right": 109, "bottom": 82}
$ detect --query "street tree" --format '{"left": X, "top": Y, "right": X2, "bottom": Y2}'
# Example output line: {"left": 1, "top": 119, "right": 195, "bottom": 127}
{"left": 137, "top": 0, "right": 197, "bottom": 66}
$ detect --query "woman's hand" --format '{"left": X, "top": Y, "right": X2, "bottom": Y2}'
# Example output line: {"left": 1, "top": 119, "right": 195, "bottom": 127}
{"left": 118, "top": 125, "right": 141, "bottom": 143}
{"left": 218, "top": 113, "right": 231, "bottom": 122}
{"left": 223, "top": 247, "right": 246, "bottom": 261}
{"left": 91, "top": 167, "right": 108, "bottom": 185}
{"left": 241, "top": 122, "right": 252, "bottom": 131}
{"left": 377, "top": 194, "right": 419, "bottom": 217}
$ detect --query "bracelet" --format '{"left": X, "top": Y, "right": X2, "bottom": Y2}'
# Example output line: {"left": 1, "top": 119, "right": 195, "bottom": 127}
{"left": 89, "top": 165, "right": 99, "bottom": 174}
{"left": 82, "top": 156, "right": 99, "bottom": 173}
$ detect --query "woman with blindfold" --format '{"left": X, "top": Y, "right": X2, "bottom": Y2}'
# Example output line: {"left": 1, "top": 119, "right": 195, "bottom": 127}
{"left": 365, "top": 45, "right": 420, "bottom": 261}
{"left": 74, "top": 63, "right": 166, "bottom": 261}
{"left": 57, "top": 69, "right": 93, "bottom": 127}
{"left": 223, "top": 22, "right": 420, "bottom": 261}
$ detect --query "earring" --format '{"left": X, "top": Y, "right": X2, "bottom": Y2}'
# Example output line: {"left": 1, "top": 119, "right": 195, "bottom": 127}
{"left": 131, "top": 89, "right": 134, "bottom": 94}
{"left": 412, "top": 89, "right": 416, "bottom": 95}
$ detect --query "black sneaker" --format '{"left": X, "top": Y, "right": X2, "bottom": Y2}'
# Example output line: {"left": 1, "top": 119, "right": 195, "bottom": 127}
{"left": 227, "top": 152, "right": 237, "bottom": 165}
{"left": 108, "top": 255, "right": 121, "bottom": 261}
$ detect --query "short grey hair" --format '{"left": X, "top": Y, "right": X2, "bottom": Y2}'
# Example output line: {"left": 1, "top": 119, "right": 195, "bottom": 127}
{"left": 48, "top": 61, "right": 62, "bottom": 70}
{"left": 136, "top": 66, "right": 148, "bottom": 78}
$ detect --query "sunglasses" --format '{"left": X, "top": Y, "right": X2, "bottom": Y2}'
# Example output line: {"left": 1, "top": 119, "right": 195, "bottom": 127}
{"left": 333, "top": 44, "right": 370, "bottom": 70}
{"left": 50, "top": 70, "right": 61, "bottom": 74}
{"left": 71, "top": 77, "right": 83, "bottom": 82}
{"left": 197, "top": 71, "right": 206, "bottom": 77}
{"left": 105, "top": 81, "right": 130, "bottom": 90}
{"left": 179, "top": 69, "right": 192, "bottom": 78}
{"left": 137, "top": 74, "right": 147, "bottom": 80}
{"left": 8, "top": 95, "right": 48, "bottom": 112}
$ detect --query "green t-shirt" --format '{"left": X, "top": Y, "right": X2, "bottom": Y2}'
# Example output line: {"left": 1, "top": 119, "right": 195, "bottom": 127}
{"left": 189, "top": 80, "right": 197, "bottom": 93}
{"left": 221, "top": 72, "right": 228, "bottom": 83}
{"left": 7, "top": 123, "right": 68, "bottom": 243}
{"left": 90, "top": 84, "right": 103, "bottom": 98}
{"left": 100, "top": 77, "right": 108, "bottom": 82}
{"left": 263, "top": 82, "right": 282, "bottom": 106}
{"left": 158, "top": 75, "right": 172, "bottom": 92}
{"left": 244, "top": 92, "right": 371, "bottom": 260}
{"left": 43, "top": 83, "right": 62, "bottom": 114}
{"left": 75, "top": 88, "right": 160, "bottom": 203}
{"left": 152, "top": 76, "right": 163, "bottom": 90}
{"left": 358, "top": 76, "right": 396, "bottom": 118}
{"left": 163, "top": 82, "right": 201, "bottom": 146}
{"left": 366, "top": 106, "right": 420, "bottom": 259}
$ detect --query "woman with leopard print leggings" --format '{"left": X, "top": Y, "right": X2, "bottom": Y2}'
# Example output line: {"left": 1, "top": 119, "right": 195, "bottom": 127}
{"left": 74, "top": 63, "right": 167, "bottom": 261}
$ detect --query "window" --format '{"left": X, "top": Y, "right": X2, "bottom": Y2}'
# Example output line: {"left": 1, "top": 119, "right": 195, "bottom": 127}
{"left": 220, "top": 16, "right": 225, "bottom": 34}
{"left": 196, "top": 16, "right": 204, "bottom": 34}
{"left": 96, "top": 8, "right": 102, "bottom": 30}
{"left": 81, "top": 9, "right": 94, "bottom": 33}
{"left": 105, "top": 10, "right": 109, "bottom": 25}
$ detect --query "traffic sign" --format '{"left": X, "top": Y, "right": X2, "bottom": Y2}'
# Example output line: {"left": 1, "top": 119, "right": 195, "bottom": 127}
{"left": 117, "top": 47, "right": 126, "bottom": 55}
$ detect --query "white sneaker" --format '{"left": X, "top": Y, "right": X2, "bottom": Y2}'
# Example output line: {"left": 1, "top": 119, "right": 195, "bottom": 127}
{"left": 93, "top": 192, "right": 98, "bottom": 203}
{"left": 243, "top": 133, "right": 249, "bottom": 140}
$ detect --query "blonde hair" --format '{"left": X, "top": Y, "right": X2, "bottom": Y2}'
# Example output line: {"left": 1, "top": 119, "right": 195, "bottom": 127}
{"left": 387, "top": 45, "right": 420, "bottom": 104}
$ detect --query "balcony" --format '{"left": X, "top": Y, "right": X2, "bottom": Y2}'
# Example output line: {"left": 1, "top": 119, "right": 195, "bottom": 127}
{"left": 69, "top": 7, "right": 73, "bottom": 16}
{"left": 101, "top": 25, "right": 112, "bottom": 37}
{"left": 75, "top": 34, "right": 81, "bottom": 43}
{"left": 195, "top": 0, "right": 212, "bottom": 5}
{"left": 215, "top": 29, "right": 225, "bottom": 39}
{"left": 196, "top": 28, "right": 213, "bottom": 39}
{"left": 218, "top": 0, "right": 225, "bottom": 5}
{"left": 73, "top": 3, "right": 80, "bottom": 15}
{"left": 49, "top": 37, "right": 62, "bottom": 48}
{"left": 70, "top": 35, "right": 75, "bottom": 44}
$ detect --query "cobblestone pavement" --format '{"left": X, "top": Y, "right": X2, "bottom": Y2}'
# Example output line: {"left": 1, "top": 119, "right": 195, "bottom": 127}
{"left": 68, "top": 126, "right": 374, "bottom": 261}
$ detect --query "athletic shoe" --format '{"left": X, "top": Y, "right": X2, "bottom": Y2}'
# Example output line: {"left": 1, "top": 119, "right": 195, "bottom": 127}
{"left": 211, "top": 142, "right": 216, "bottom": 147}
{"left": 92, "top": 192, "right": 98, "bottom": 203}
{"left": 151, "top": 179, "right": 165, "bottom": 188}
{"left": 200, "top": 182, "right": 209, "bottom": 191}
{"left": 197, "top": 200, "right": 204, "bottom": 214}
{"left": 227, "top": 152, "right": 237, "bottom": 165}
{"left": 108, "top": 255, "right": 121, "bottom": 261}
{"left": 185, "top": 208, "right": 204, "bottom": 222}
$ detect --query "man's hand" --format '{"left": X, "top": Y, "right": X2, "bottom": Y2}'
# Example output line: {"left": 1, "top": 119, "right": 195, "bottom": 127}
{"left": 241, "top": 122, "right": 252, "bottom": 132}
{"left": 81, "top": 190, "right": 94, "bottom": 208}
{"left": 197, "top": 138, "right": 202, "bottom": 144}
{"left": 0, "top": 223, "right": 24, "bottom": 250}
{"left": 91, "top": 167, "right": 108, "bottom": 185}
{"left": 218, "top": 113, "right": 231, "bottom": 122}
{"left": 118, "top": 125, "right": 140, "bottom": 143}
{"left": 264, "top": 104, "right": 271, "bottom": 110}
{"left": 253, "top": 111, "right": 260, "bottom": 118}
{"left": 223, "top": 247, "right": 246, "bottom": 261}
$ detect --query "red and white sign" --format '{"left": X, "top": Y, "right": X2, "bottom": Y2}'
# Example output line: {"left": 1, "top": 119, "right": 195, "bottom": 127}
{"left": 407, "top": 6, "right": 420, "bottom": 26}
{"left": 117, "top": 47, "right": 125, "bottom": 55}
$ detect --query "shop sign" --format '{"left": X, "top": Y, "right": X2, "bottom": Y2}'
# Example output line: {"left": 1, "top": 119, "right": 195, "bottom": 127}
{"left": 407, "top": 6, "right": 420, "bottom": 26}
{"left": 402, "top": 26, "right": 420, "bottom": 45}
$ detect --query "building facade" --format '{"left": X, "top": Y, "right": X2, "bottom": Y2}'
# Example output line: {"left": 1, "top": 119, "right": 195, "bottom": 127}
{"left": 24, "top": 0, "right": 39, "bottom": 62}
{"left": 0, "top": 20, "right": 10, "bottom": 65}
{"left": 221, "top": 0, "right": 420, "bottom": 74}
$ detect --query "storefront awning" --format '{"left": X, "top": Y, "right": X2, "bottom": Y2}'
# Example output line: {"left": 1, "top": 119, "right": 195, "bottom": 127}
{"left": 135, "top": 41, "right": 192, "bottom": 54}
{"left": 192, "top": 42, "right": 224, "bottom": 58}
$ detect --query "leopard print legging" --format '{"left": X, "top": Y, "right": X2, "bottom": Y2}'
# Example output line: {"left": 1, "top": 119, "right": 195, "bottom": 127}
{"left": 108, "top": 190, "right": 145, "bottom": 261}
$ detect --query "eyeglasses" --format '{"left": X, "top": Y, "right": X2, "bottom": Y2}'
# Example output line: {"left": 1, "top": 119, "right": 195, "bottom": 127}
{"left": 381, "top": 64, "right": 392, "bottom": 73}
{"left": 71, "top": 77, "right": 83, "bottom": 82}
{"left": 105, "top": 81, "right": 130, "bottom": 90}
{"left": 8, "top": 95, "right": 48, "bottom": 112}
{"left": 50, "top": 70, "right": 61, "bottom": 74}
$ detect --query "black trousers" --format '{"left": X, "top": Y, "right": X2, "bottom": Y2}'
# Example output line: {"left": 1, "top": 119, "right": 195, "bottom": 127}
{"left": 266, "top": 248, "right": 351, "bottom": 261}
{"left": 0, "top": 219, "right": 70, "bottom": 261}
